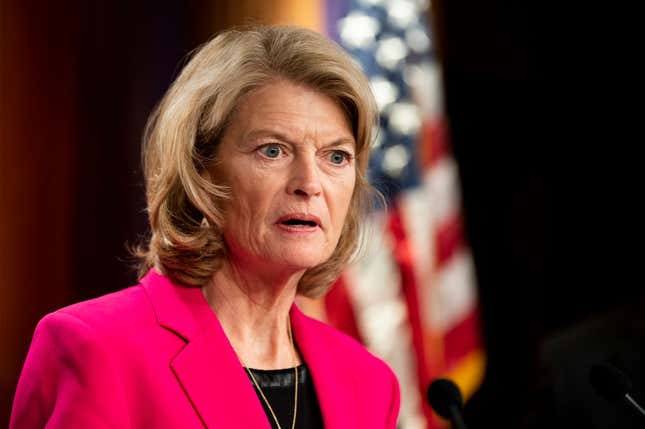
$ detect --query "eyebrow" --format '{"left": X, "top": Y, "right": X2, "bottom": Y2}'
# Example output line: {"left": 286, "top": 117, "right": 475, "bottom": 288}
{"left": 244, "top": 129, "right": 356, "bottom": 150}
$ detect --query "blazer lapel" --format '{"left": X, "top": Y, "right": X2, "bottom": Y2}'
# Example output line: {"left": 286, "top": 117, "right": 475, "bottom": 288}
{"left": 291, "top": 306, "right": 360, "bottom": 429}
{"left": 142, "top": 270, "right": 271, "bottom": 429}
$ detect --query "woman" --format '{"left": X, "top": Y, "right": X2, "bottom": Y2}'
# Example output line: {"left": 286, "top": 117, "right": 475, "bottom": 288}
{"left": 10, "top": 25, "right": 400, "bottom": 428}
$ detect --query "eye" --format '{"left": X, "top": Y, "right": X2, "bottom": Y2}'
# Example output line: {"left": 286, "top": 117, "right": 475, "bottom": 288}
{"left": 258, "top": 143, "right": 283, "bottom": 158}
{"left": 328, "top": 150, "right": 352, "bottom": 165}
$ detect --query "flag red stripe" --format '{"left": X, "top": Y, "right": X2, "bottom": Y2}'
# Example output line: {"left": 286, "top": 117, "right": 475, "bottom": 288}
{"left": 442, "top": 308, "right": 483, "bottom": 369}
{"left": 388, "top": 203, "right": 440, "bottom": 427}
{"left": 419, "top": 118, "right": 449, "bottom": 170}
{"left": 435, "top": 213, "right": 464, "bottom": 267}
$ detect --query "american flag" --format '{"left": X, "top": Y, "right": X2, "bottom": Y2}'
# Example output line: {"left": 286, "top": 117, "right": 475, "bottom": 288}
{"left": 299, "top": 0, "right": 486, "bottom": 428}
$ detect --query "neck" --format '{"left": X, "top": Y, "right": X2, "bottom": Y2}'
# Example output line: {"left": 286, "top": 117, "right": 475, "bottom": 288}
{"left": 202, "top": 258, "right": 304, "bottom": 370}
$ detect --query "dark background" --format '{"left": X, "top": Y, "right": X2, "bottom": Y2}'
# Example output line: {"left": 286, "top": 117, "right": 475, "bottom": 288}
{"left": 435, "top": 1, "right": 642, "bottom": 427}
{"left": 1, "top": 1, "right": 641, "bottom": 427}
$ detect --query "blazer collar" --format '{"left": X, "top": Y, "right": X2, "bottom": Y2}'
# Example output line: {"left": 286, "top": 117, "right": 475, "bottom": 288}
{"left": 141, "top": 270, "right": 270, "bottom": 429}
{"left": 141, "top": 269, "right": 359, "bottom": 429}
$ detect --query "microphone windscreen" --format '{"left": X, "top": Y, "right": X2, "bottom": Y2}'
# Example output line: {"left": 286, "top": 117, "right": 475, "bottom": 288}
{"left": 427, "top": 378, "right": 464, "bottom": 419}
{"left": 589, "top": 363, "right": 633, "bottom": 402}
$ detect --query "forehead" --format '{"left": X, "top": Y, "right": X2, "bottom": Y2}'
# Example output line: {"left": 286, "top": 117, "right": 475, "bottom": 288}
{"left": 229, "top": 80, "right": 354, "bottom": 144}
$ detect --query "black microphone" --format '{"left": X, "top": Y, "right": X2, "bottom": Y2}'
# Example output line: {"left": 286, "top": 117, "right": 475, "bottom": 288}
{"left": 589, "top": 362, "right": 645, "bottom": 421}
{"left": 427, "top": 378, "right": 469, "bottom": 429}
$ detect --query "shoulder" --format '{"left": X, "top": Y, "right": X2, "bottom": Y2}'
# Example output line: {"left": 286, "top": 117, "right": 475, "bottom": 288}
{"left": 11, "top": 289, "right": 142, "bottom": 428}
{"left": 42, "top": 284, "right": 151, "bottom": 332}
{"left": 31, "top": 283, "right": 157, "bottom": 357}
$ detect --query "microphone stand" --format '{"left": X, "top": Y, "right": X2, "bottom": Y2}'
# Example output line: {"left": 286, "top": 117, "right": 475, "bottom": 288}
{"left": 449, "top": 404, "right": 468, "bottom": 429}
{"left": 624, "top": 393, "right": 645, "bottom": 422}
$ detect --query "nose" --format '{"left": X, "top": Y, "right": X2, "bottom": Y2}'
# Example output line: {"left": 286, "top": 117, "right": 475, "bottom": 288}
{"left": 286, "top": 155, "right": 322, "bottom": 198}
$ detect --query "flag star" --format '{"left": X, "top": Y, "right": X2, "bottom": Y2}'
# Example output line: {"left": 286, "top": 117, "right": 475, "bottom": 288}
{"left": 407, "top": 0, "right": 431, "bottom": 12}
{"left": 375, "top": 35, "right": 409, "bottom": 70}
{"left": 405, "top": 26, "right": 431, "bottom": 53}
{"left": 338, "top": 12, "right": 381, "bottom": 49}
{"left": 387, "top": 0, "right": 419, "bottom": 29}
{"left": 388, "top": 102, "right": 421, "bottom": 136}
{"left": 382, "top": 144, "right": 411, "bottom": 178}
{"left": 358, "top": 0, "right": 388, "bottom": 6}
{"left": 371, "top": 76, "right": 400, "bottom": 112}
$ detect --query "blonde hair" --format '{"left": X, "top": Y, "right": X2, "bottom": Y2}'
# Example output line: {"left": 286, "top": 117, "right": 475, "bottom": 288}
{"left": 136, "top": 25, "right": 379, "bottom": 297}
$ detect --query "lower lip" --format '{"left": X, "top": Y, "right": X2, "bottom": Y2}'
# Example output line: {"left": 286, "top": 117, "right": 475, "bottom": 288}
{"left": 275, "top": 223, "right": 320, "bottom": 233}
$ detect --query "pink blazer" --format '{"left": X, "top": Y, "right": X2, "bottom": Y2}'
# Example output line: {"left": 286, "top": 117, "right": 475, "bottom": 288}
{"left": 10, "top": 270, "right": 400, "bottom": 428}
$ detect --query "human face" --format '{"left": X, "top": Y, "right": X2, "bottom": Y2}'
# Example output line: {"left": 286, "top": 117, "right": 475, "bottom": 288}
{"left": 215, "top": 80, "right": 356, "bottom": 274}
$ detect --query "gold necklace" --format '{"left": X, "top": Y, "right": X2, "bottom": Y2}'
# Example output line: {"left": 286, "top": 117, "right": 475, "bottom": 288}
{"left": 242, "top": 319, "right": 298, "bottom": 429}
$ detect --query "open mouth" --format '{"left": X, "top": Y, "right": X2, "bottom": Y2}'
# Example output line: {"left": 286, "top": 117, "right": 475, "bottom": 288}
{"left": 281, "top": 219, "right": 318, "bottom": 227}
{"left": 276, "top": 214, "right": 321, "bottom": 230}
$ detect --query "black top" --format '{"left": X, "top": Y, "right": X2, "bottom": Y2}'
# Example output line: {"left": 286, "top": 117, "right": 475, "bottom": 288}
{"left": 246, "top": 364, "right": 324, "bottom": 429}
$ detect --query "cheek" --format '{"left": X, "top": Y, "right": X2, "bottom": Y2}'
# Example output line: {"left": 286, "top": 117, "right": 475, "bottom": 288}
{"left": 228, "top": 168, "right": 275, "bottom": 209}
{"left": 232, "top": 192, "right": 267, "bottom": 228}
{"left": 227, "top": 171, "right": 287, "bottom": 233}
{"left": 224, "top": 176, "right": 263, "bottom": 229}
{"left": 223, "top": 191, "right": 269, "bottom": 258}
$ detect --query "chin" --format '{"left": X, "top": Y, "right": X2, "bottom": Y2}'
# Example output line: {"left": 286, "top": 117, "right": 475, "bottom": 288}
{"left": 275, "top": 248, "right": 331, "bottom": 270}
